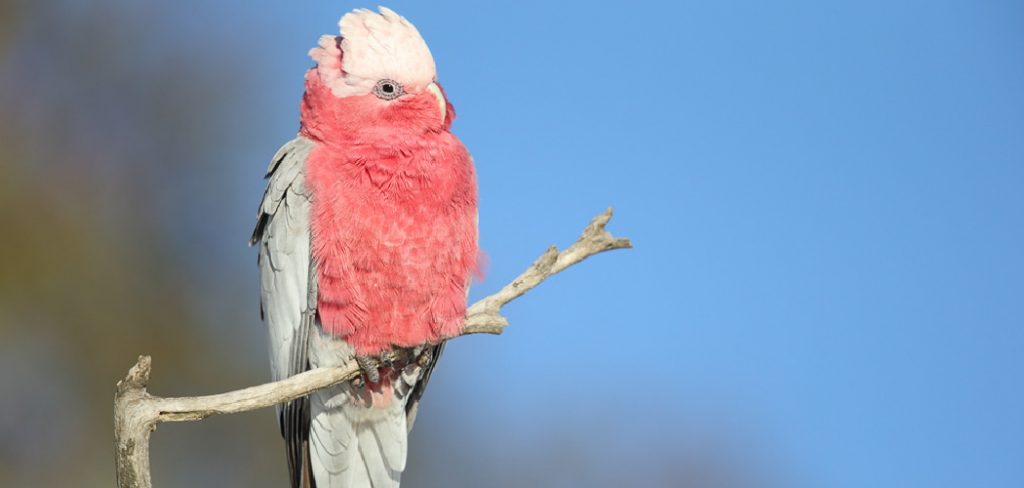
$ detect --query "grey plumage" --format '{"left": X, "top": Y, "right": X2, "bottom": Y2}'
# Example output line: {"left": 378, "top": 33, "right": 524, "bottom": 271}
{"left": 253, "top": 137, "right": 436, "bottom": 488}
{"left": 306, "top": 328, "right": 427, "bottom": 488}
{"left": 253, "top": 137, "right": 316, "bottom": 488}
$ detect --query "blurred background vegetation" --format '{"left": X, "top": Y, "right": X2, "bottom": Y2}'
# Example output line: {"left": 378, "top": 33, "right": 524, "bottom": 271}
{"left": 0, "top": 1, "right": 282, "bottom": 485}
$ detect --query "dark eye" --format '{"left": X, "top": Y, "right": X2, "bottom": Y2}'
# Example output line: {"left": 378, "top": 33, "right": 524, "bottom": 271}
{"left": 373, "top": 79, "right": 404, "bottom": 101}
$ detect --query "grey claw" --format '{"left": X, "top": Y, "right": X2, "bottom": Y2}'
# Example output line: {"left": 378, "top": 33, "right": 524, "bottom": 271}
{"left": 355, "top": 355, "right": 381, "bottom": 384}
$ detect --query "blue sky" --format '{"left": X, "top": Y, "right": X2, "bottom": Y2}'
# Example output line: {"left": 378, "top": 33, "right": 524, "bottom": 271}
{"left": 172, "top": 1, "right": 1024, "bottom": 486}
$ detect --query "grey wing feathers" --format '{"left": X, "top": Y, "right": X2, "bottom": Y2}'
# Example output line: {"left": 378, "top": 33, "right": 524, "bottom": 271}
{"left": 307, "top": 346, "right": 430, "bottom": 488}
{"left": 309, "top": 389, "right": 407, "bottom": 488}
{"left": 252, "top": 136, "right": 317, "bottom": 488}
{"left": 403, "top": 342, "right": 444, "bottom": 431}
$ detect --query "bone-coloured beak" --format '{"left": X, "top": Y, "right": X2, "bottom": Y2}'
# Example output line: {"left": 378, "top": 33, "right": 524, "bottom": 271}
{"left": 426, "top": 82, "right": 446, "bottom": 123}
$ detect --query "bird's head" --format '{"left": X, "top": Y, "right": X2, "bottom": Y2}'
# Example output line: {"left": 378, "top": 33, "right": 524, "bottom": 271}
{"left": 300, "top": 7, "right": 455, "bottom": 143}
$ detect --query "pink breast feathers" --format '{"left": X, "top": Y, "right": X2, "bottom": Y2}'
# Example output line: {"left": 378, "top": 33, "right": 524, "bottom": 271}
{"left": 306, "top": 136, "right": 478, "bottom": 356}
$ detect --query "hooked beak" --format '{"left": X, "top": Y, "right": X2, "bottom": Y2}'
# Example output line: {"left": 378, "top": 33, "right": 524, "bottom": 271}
{"left": 426, "top": 82, "right": 446, "bottom": 124}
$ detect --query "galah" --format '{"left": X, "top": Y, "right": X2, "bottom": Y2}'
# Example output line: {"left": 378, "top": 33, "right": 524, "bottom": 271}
{"left": 251, "top": 7, "right": 478, "bottom": 487}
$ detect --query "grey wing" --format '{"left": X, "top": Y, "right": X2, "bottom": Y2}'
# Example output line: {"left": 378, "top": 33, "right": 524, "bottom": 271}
{"left": 403, "top": 342, "right": 444, "bottom": 431}
{"left": 252, "top": 136, "right": 317, "bottom": 488}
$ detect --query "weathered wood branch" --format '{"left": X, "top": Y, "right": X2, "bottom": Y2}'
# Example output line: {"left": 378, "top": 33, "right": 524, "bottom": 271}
{"left": 114, "top": 208, "right": 631, "bottom": 488}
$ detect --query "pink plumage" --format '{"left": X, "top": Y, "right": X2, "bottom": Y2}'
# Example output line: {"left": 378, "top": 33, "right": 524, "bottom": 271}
{"left": 254, "top": 9, "right": 476, "bottom": 487}
{"left": 301, "top": 25, "right": 477, "bottom": 356}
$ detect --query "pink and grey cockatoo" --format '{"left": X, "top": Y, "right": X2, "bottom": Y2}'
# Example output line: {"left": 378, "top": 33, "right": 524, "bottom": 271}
{"left": 251, "top": 7, "right": 478, "bottom": 487}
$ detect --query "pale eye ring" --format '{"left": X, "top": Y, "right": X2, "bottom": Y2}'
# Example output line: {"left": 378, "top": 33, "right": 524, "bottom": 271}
{"left": 373, "top": 79, "right": 404, "bottom": 100}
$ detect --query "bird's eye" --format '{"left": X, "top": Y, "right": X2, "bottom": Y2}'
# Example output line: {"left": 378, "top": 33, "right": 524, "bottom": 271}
{"left": 373, "top": 79, "right": 404, "bottom": 101}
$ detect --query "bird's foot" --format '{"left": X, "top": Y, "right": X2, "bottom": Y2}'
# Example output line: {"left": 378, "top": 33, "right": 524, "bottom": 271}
{"left": 353, "top": 349, "right": 419, "bottom": 387}
{"left": 354, "top": 355, "right": 381, "bottom": 385}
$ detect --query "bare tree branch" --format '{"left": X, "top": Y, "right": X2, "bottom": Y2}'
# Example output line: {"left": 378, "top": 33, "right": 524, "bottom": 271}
{"left": 464, "top": 207, "right": 632, "bottom": 334}
{"left": 114, "top": 208, "right": 631, "bottom": 488}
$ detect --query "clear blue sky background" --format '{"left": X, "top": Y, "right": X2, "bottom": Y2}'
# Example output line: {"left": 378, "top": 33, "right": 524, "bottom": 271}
{"left": 172, "top": 1, "right": 1023, "bottom": 486}
{"left": 4, "top": 1, "right": 1022, "bottom": 486}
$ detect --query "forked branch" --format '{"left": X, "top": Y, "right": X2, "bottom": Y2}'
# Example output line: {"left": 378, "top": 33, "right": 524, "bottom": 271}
{"left": 114, "top": 208, "right": 631, "bottom": 488}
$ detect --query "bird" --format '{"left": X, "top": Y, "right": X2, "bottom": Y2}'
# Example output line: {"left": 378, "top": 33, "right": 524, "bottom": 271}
{"left": 251, "top": 7, "right": 478, "bottom": 487}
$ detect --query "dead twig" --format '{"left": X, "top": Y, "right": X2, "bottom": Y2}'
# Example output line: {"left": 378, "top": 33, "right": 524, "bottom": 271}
{"left": 114, "top": 208, "right": 631, "bottom": 488}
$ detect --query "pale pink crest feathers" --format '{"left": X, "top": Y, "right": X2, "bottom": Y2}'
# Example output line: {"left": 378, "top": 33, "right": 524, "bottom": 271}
{"left": 308, "top": 7, "right": 437, "bottom": 98}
